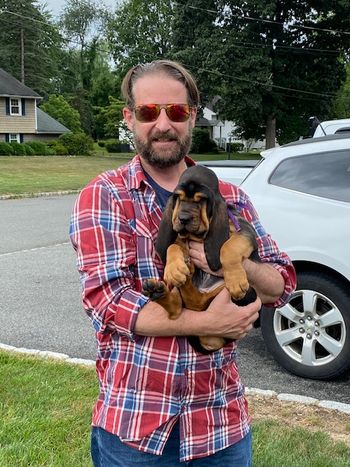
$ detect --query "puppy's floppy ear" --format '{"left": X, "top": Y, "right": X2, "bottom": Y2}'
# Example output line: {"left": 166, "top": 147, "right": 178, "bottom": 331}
{"left": 155, "top": 195, "right": 178, "bottom": 264}
{"left": 204, "top": 195, "right": 229, "bottom": 271}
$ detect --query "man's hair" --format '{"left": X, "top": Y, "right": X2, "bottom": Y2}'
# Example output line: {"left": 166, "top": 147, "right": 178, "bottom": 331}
{"left": 121, "top": 59, "right": 200, "bottom": 108}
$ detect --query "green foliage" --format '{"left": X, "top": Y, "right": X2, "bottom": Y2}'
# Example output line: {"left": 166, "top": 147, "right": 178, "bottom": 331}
{"left": 105, "top": 139, "right": 130, "bottom": 153}
{"left": 106, "top": 0, "right": 173, "bottom": 76}
{"left": 229, "top": 142, "right": 244, "bottom": 152}
{"left": 0, "top": 0, "right": 63, "bottom": 97}
{"left": 22, "top": 144, "right": 35, "bottom": 155}
{"left": 10, "top": 142, "right": 26, "bottom": 155}
{"left": 0, "top": 142, "right": 14, "bottom": 155}
{"left": 191, "top": 128, "right": 218, "bottom": 153}
{"left": 93, "top": 96, "right": 125, "bottom": 139}
{"left": 171, "top": 0, "right": 350, "bottom": 146}
{"left": 331, "top": 63, "right": 350, "bottom": 119}
{"left": 26, "top": 141, "right": 53, "bottom": 155}
{"left": 58, "top": 132, "right": 94, "bottom": 155}
{"left": 47, "top": 141, "right": 69, "bottom": 155}
{"left": 40, "top": 95, "right": 82, "bottom": 133}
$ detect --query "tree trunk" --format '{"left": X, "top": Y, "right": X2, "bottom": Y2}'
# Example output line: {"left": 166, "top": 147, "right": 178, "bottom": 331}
{"left": 265, "top": 115, "right": 276, "bottom": 149}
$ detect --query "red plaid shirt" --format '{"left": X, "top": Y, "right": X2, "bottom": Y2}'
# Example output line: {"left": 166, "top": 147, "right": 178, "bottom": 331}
{"left": 70, "top": 155, "right": 296, "bottom": 462}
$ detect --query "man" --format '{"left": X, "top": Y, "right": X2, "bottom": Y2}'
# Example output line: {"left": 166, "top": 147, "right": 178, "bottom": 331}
{"left": 70, "top": 60, "right": 296, "bottom": 466}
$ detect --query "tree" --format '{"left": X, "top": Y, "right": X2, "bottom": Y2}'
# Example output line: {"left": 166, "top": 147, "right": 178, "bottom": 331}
{"left": 170, "top": 0, "right": 218, "bottom": 106}
{"left": 171, "top": 0, "right": 350, "bottom": 147}
{"left": 0, "top": 0, "right": 63, "bottom": 96}
{"left": 331, "top": 63, "right": 350, "bottom": 118}
{"left": 93, "top": 96, "right": 124, "bottom": 140}
{"left": 40, "top": 95, "right": 82, "bottom": 133}
{"left": 106, "top": 0, "right": 174, "bottom": 77}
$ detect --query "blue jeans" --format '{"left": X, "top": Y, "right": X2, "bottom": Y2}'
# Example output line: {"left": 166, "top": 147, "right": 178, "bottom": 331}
{"left": 91, "top": 422, "right": 252, "bottom": 466}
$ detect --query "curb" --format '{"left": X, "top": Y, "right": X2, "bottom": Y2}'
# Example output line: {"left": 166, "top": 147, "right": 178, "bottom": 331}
{"left": 245, "top": 387, "right": 350, "bottom": 415}
{"left": 0, "top": 190, "right": 79, "bottom": 200}
{"left": 1, "top": 343, "right": 350, "bottom": 414}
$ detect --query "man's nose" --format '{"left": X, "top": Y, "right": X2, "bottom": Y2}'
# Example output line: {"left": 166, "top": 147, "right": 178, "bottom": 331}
{"left": 155, "top": 108, "right": 172, "bottom": 131}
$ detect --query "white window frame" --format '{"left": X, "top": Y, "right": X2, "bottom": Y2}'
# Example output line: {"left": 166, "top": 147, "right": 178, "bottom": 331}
{"left": 9, "top": 133, "right": 21, "bottom": 143}
{"left": 10, "top": 98, "right": 22, "bottom": 116}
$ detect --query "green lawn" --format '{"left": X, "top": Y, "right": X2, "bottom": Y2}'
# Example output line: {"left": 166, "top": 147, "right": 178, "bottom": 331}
{"left": 0, "top": 151, "right": 261, "bottom": 196}
{"left": 0, "top": 351, "right": 349, "bottom": 467}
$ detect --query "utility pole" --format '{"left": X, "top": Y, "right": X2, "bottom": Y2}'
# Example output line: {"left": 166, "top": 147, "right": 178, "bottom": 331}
{"left": 21, "top": 28, "right": 25, "bottom": 84}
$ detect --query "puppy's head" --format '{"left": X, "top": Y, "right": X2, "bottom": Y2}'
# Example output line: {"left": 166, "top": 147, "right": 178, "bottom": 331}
{"left": 155, "top": 166, "right": 229, "bottom": 270}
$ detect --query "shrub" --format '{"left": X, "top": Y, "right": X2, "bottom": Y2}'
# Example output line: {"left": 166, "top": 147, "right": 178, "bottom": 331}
{"left": 47, "top": 140, "right": 69, "bottom": 155}
{"left": 191, "top": 128, "right": 218, "bottom": 153}
{"left": 105, "top": 140, "right": 123, "bottom": 153}
{"left": 23, "top": 144, "right": 35, "bottom": 155}
{"left": 10, "top": 142, "right": 27, "bottom": 155}
{"left": 229, "top": 142, "right": 244, "bottom": 152}
{"left": 97, "top": 141, "right": 105, "bottom": 147}
{"left": 26, "top": 141, "right": 52, "bottom": 155}
{"left": 58, "top": 132, "right": 94, "bottom": 155}
{"left": 0, "top": 142, "right": 14, "bottom": 155}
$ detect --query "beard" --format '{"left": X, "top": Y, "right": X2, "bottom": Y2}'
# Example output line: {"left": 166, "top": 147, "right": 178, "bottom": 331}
{"left": 133, "top": 127, "right": 192, "bottom": 169}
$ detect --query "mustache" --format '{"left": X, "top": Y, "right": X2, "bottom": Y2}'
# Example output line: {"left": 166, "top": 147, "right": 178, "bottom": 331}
{"left": 150, "top": 131, "right": 179, "bottom": 142}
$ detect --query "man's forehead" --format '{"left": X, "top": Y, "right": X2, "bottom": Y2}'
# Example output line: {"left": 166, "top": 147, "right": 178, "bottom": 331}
{"left": 132, "top": 73, "right": 188, "bottom": 103}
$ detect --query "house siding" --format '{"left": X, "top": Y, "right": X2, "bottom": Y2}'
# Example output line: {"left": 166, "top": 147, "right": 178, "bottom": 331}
{"left": 0, "top": 97, "right": 36, "bottom": 132}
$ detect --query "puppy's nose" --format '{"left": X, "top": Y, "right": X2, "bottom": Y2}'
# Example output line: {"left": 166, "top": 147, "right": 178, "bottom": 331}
{"left": 178, "top": 213, "right": 192, "bottom": 225}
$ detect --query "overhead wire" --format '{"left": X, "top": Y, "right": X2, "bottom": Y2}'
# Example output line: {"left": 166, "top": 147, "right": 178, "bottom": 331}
{"left": 0, "top": 6, "right": 349, "bottom": 102}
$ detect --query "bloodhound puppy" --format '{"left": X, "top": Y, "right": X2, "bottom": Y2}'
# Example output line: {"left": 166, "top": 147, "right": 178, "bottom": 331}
{"left": 142, "top": 165, "right": 259, "bottom": 353}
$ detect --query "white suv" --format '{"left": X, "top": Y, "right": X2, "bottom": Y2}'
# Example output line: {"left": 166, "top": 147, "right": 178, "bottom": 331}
{"left": 208, "top": 134, "right": 350, "bottom": 379}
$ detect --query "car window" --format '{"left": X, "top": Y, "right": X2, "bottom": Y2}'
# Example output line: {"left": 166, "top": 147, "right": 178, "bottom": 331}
{"left": 269, "top": 149, "right": 350, "bottom": 202}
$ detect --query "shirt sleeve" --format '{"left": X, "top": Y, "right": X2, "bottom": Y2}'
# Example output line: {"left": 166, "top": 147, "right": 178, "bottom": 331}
{"left": 226, "top": 186, "right": 297, "bottom": 308}
{"left": 69, "top": 181, "right": 149, "bottom": 340}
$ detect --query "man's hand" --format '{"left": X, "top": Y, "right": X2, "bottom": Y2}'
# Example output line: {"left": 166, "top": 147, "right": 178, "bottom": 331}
{"left": 188, "top": 241, "right": 223, "bottom": 276}
{"left": 205, "top": 288, "right": 261, "bottom": 340}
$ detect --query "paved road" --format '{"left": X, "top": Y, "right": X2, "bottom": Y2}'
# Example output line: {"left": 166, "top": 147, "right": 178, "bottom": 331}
{"left": 0, "top": 195, "right": 349, "bottom": 403}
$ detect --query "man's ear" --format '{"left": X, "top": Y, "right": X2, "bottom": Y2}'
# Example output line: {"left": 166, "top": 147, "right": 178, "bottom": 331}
{"left": 123, "top": 107, "right": 133, "bottom": 131}
{"left": 190, "top": 107, "right": 197, "bottom": 128}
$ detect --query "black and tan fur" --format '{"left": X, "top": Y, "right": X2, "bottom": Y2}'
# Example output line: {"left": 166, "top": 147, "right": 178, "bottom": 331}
{"left": 142, "top": 165, "right": 259, "bottom": 353}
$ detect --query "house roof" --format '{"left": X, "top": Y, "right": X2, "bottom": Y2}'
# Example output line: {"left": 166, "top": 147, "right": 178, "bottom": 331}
{"left": 0, "top": 68, "right": 41, "bottom": 99}
{"left": 36, "top": 107, "right": 70, "bottom": 134}
{"left": 196, "top": 117, "right": 217, "bottom": 127}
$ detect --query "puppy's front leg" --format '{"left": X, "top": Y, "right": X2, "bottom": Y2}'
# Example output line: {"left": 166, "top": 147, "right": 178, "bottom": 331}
{"left": 164, "top": 240, "right": 191, "bottom": 287}
{"left": 142, "top": 279, "right": 182, "bottom": 319}
{"left": 220, "top": 232, "right": 254, "bottom": 300}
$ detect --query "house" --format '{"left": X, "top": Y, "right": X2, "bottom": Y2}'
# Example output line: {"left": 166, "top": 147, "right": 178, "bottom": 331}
{"left": 200, "top": 104, "right": 265, "bottom": 151}
{"left": 0, "top": 68, "right": 70, "bottom": 144}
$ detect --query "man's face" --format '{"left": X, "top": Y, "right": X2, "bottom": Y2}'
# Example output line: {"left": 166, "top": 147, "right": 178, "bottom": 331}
{"left": 123, "top": 73, "right": 197, "bottom": 169}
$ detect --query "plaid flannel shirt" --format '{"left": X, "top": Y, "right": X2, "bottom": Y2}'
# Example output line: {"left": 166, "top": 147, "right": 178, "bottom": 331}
{"left": 70, "top": 155, "right": 296, "bottom": 462}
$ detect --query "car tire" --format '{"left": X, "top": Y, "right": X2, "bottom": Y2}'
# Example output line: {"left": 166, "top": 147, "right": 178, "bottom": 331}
{"left": 260, "top": 271, "right": 350, "bottom": 380}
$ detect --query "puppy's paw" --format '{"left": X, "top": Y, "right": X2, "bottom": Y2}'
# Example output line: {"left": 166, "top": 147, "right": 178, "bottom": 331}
{"left": 142, "top": 279, "right": 168, "bottom": 301}
{"left": 225, "top": 271, "right": 249, "bottom": 300}
{"left": 199, "top": 336, "right": 225, "bottom": 352}
{"left": 164, "top": 260, "right": 190, "bottom": 287}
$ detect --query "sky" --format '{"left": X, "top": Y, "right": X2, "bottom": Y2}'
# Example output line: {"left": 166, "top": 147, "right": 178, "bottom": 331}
{"left": 40, "top": 0, "right": 118, "bottom": 18}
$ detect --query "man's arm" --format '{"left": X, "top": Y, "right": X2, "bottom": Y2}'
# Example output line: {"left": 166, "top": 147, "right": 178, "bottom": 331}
{"left": 242, "top": 259, "right": 285, "bottom": 304}
{"left": 135, "top": 288, "right": 261, "bottom": 340}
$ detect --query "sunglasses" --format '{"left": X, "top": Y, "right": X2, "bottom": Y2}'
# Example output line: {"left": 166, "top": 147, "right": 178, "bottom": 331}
{"left": 134, "top": 103, "right": 192, "bottom": 123}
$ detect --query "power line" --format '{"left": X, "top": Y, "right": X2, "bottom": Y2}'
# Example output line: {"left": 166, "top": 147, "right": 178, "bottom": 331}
{"left": 1, "top": 7, "right": 349, "bottom": 102}
{"left": 172, "top": 1, "right": 350, "bottom": 37}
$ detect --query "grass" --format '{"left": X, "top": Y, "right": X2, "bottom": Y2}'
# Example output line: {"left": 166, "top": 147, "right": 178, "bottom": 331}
{"left": 0, "top": 351, "right": 349, "bottom": 467}
{"left": 0, "top": 351, "right": 97, "bottom": 466}
{"left": 0, "top": 151, "right": 261, "bottom": 196}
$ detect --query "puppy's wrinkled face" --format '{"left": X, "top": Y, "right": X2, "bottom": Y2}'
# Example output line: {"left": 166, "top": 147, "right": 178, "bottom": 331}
{"left": 172, "top": 190, "right": 210, "bottom": 238}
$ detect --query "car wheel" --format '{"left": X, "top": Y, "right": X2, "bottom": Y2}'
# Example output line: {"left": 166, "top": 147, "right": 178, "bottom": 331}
{"left": 260, "top": 271, "right": 350, "bottom": 380}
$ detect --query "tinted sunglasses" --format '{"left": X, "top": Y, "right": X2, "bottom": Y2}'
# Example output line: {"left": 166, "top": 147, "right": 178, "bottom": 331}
{"left": 134, "top": 103, "right": 192, "bottom": 123}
